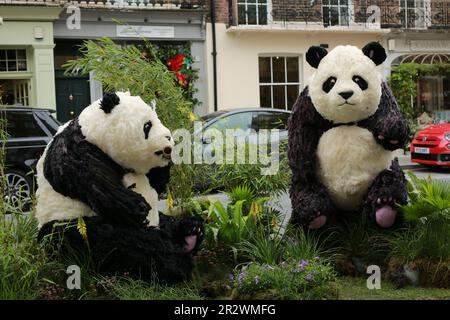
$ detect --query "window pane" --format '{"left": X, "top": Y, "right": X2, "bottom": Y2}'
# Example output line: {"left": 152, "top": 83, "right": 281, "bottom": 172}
{"left": 323, "top": 7, "right": 330, "bottom": 27}
{"left": 330, "top": 7, "right": 339, "bottom": 26}
{"left": 258, "top": 4, "right": 267, "bottom": 25}
{"left": 238, "top": 4, "right": 246, "bottom": 24}
{"left": 7, "top": 50, "right": 16, "bottom": 60}
{"left": 5, "top": 112, "right": 46, "bottom": 138}
{"left": 340, "top": 7, "right": 349, "bottom": 26}
{"left": 7, "top": 61, "right": 17, "bottom": 71}
{"left": 0, "top": 51, "right": 5, "bottom": 60}
{"left": 209, "top": 112, "right": 254, "bottom": 132}
{"left": 247, "top": 5, "right": 257, "bottom": 25}
{"left": 17, "top": 60, "right": 27, "bottom": 71}
{"left": 259, "top": 57, "right": 271, "bottom": 83}
{"left": 259, "top": 85, "right": 271, "bottom": 108}
{"left": 273, "top": 85, "right": 286, "bottom": 109}
{"left": 287, "top": 85, "right": 299, "bottom": 110}
{"left": 17, "top": 50, "right": 26, "bottom": 60}
{"left": 340, "top": 0, "right": 348, "bottom": 5}
{"left": 0, "top": 61, "right": 6, "bottom": 72}
{"left": 330, "top": 0, "right": 338, "bottom": 5}
{"left": 272, "top": 57, "right": 285, "bottom": 83}
{"left": 247, "top": 0, "right": 256, "bottom": 3}
{"left": 286, "top": 57, "right": 299, "bottom": 83}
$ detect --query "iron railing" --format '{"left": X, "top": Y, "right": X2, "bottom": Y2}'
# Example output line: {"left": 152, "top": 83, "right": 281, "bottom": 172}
{"left": 231, "top": 0, "right": 450, "bottom": 29}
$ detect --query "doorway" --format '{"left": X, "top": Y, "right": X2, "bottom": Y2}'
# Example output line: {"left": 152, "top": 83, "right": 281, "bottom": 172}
{"left": 55, "top": 70, "right": 90, "bottom": 123}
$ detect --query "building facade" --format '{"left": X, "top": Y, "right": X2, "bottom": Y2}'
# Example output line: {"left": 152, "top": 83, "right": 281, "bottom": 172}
{"left": 205, "top": 0, "right": 450, "bottom": 119}
{"left": 0, "top": 1, "right": 208, "bottom": 122}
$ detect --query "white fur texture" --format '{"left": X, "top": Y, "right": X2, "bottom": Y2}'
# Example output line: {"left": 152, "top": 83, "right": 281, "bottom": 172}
{"left": 122, "top": 173, "right": 160, "bottom": 228}
{"left": 316, "top": 126, "right": 393, "bottom": 210}
{"left": 35, "top": 92, "right": 173, "bottom": 227}
{"left": 308, "top": 45, "right": 382, "bottom": 124}
{"left": 78, "top": 92, "right": 174, "bottom": 174}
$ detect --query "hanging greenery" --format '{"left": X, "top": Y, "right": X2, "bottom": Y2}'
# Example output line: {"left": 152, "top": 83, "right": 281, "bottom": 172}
{"left": 388, "top": 63, "right": 450, "bottom": 121}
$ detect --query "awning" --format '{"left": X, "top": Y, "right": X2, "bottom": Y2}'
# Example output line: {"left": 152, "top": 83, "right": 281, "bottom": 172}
{"left": 392, "top": 53, "right": 450, "bottom": 65}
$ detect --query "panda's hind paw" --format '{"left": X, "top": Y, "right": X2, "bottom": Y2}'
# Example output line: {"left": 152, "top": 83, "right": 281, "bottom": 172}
{"left": 178, "top": 218, "right": 204, "bottom": 253}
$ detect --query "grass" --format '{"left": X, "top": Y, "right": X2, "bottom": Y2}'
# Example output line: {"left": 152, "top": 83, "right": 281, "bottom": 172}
{"left": 337, "top": 277, "right": 450, "bottom": 300}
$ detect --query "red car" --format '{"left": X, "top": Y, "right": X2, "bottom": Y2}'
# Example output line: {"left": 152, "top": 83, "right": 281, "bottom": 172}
{"left": 411, "top": 123, "right": 450, "bottom": 167}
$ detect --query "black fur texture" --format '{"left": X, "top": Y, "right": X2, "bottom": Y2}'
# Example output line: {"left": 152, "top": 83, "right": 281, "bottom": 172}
{"left": 362, "top": 42, "right": 387, "bottom": 66}
{"left": 288, "top": 83, "right": 409, "bottom": 227}
{"left": 100, "top": 92, "right": 120, "bottom": 113}
{"left": 306, "top": 46, "right": 328, "bottom": 68}
{"left": 146, "top": 163, "right": 172, "bottom": 195}
{"left": 38, "top": 213, "right": 204, "bottom": 284}
{"left": 41, "top": 118, "right": 204, "bottom": 283}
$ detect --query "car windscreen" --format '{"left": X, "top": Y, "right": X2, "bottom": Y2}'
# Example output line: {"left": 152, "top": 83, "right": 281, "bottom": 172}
{"left": 4, "top": 111, "right": 47, "bottom": 138}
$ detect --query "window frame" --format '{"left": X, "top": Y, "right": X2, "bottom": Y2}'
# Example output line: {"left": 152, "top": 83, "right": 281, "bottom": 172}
{"left": 258, "top": 54, "right": 302, "bottom": 110}
{"left": 237, "top": 0, "right": 271, "bottom": 26}
{"left": 399, "top": 0, "right": 431, "bottom": 29}
{"left": 0, "top": 49, "right": 28, "bottom": 73}
{"left": 322, "top": 0, "right": 353, "bottom": 27}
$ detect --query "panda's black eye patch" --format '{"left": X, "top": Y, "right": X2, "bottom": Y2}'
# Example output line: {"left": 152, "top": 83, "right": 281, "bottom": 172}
{"left": 322, "top": 77, "right": 337, "bottom": 93}
{"left": 352, "top": 75, "right": 368, "bottom": 90}
{"left": 143, "top": 121, "right": 152, "bottom": 139}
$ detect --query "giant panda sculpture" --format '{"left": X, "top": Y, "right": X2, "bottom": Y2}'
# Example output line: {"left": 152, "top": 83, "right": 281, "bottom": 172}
{"left": 35, "top": 91, "right": 203, "bottom": 284}
{"left": 288, "top": 42, "right": 409, "bottom": 230}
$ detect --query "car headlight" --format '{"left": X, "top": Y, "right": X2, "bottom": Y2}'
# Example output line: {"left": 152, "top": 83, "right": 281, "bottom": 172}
{"left": 446, "top": 132, "right": 450, "bottom": 141}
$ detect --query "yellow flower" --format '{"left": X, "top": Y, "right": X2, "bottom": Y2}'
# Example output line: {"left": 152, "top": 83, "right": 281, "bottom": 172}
{"left": 188, "top": 112, "right": 196, "bottom": 122}
{"left": 250, "top": 201, "right": 262, "bottom": 222}
{"left": 271, "top": 217, "right": 278, "bottom": 230}
{"left": 77, "top": 216, "right": 88, "bottom": 241}
{"left": 167, "top": 191, "right": 174, "bottom": 212}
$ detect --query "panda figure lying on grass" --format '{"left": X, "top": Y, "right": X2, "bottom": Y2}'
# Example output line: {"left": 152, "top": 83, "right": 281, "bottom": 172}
{"left": 35, "top": 91, "right": 203, "bottom": 284}
{"left": 288, "top": 42, "right": 409, "bottom": 230}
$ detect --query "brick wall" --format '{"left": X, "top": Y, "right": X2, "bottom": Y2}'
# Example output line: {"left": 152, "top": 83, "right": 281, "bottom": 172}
{"left": 205, "top": 0, "right": 231, "bottom": 24}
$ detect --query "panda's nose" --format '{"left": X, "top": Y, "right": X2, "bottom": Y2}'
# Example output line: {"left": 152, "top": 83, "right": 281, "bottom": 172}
{"left": 163, "top": 146, "right": 172, "bottom": 155}
{"left": 338, "top": 91, "right": 354, "bottom": 100}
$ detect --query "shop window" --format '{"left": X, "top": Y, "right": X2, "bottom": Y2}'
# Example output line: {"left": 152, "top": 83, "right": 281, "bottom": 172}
{"left": 323, "top": 0, "right": 351, "bottom": 27}
{"left": 237, "top": 0, "right": 269, "bottom": 25}
{"left": 0, "top": 49, "right": 27, "bottom": 72}
{"left": 0, "top": 79, "right": 30, "bottom": 106}
{"left": 259, "top": 56, "right": 301, "bottom": 110}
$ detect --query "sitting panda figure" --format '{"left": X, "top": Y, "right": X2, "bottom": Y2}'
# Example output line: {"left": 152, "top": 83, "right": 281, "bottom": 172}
{"left": 35, "top": 91, "right": 203, "bottom": 284}
{"left": 288, "top": 42, "right": 409, "bottom": 230}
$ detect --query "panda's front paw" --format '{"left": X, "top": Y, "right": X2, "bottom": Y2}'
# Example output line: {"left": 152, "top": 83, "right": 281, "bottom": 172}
{"left": 177, "top": 218, "right": 204, "bottom": 253}
{"left": 374, "top": 120, "right": 408, "bottom": 151}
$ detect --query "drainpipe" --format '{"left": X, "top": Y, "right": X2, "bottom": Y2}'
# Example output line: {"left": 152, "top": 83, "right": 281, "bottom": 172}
{"left": 210, "top": 0, "right": 218, "bottom": 111}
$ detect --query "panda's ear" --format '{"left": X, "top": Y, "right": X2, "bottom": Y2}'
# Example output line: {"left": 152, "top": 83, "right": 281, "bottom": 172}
{"left": 149, "top": 100, "right": 156, "bottom": 111}
{"left": 306, "top": 46, "right": 328, "bottom": 69}
{"left": 100, "top": 92, "right": 120, "bottom": 114}
{"left": 362, "top": 42, "right": 386, "bottom": 66}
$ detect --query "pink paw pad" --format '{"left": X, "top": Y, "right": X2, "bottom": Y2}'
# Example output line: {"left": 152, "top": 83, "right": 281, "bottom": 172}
{"left": 308, "top": 215, "right": 327, "bottom": 230}
{"left": 375, "top": 205, "right": 397, "bottom": 228}
{"left": 184, "top": 234, "right": 198, "bottom": 252}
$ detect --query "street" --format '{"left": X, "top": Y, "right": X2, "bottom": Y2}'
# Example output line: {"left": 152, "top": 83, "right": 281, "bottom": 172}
{"left": 397, "top": 153, "right": 450, "bottom": 181}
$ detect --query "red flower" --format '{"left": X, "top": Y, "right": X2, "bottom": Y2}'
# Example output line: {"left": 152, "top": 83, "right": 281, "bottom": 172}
{"left": 176, "top": 72, "right": 188, "bottom": 88}
{"left": 167, "top": 53, "right": 185, "bottom": 72}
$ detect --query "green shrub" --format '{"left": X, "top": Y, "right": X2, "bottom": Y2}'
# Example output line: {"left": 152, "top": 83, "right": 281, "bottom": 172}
{"left": 231, "top": 259, "right": 337, "bottom": 300}
{"left": 391, "top": 171, "right": 450, "bottom": 261}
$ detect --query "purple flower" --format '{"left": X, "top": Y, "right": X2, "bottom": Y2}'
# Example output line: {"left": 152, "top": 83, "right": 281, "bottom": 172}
{"left": 254, "top": 276, "right": 260, "bottom": 284}
{"left": 228, "top": 273, "right": 234, "bottom": 280}
{"left": 293, "top": 259, "right": 309, "bottom": 273}
{"left": 306, "top": 273, "right": 314, "bottom": 281}
{"left": 237, "top": 271, "right": 246, "bottom": 285}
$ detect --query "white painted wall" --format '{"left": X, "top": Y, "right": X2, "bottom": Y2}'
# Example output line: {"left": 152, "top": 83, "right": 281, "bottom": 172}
{"left": 205, "top": 23, "right": 388, "bottom": 113}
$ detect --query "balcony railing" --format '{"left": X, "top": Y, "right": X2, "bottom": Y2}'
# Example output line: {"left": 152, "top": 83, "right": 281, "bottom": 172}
{"left": 230, "top": 0, "right": 450, "bottom": 30}
{"left": 0, "top": 0, "right": 205, "bottom": 10}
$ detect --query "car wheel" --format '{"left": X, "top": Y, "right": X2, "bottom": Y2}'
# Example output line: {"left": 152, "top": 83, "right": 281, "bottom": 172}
{"left": 4, "top": 169, "right": 34, "bottom": 212}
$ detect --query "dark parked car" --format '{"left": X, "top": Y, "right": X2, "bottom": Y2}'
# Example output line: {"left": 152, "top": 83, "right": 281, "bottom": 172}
{"left": 1, "top": 107, "right": 60, "bottom": 210}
